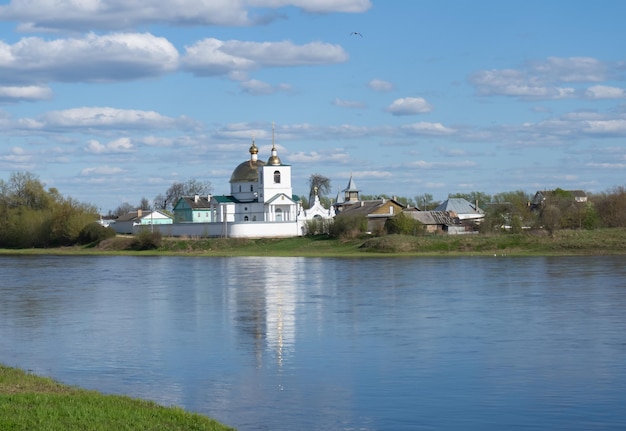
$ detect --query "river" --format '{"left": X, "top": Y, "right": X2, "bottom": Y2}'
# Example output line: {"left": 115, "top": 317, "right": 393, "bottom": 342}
{"left": 1, "top": 255, "right": 625, "bottom": 430}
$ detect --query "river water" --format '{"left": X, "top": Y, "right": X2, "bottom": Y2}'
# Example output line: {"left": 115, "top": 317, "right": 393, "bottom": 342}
{"left": 1, "top": 255, "right": 625, "bottom": 430}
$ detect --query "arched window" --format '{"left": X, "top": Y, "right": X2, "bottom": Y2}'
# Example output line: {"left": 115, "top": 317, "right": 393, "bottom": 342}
{"left": 244, "top": 216, "right": 249, "bottom": 221}
{"left": 250, "top": 185, "right": 254, "bottom": 192}
{"left": 274, "top": 170, "right": 281, "bottom": 183}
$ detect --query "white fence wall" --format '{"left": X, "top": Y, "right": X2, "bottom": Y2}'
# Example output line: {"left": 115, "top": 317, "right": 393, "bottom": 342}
{"left": 133, "top": 221, "right": 305, "bottom": 238}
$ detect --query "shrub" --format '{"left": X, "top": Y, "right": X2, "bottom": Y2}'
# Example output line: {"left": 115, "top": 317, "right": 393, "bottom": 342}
{"left": 131, "top": 228, "right": 162, "bottom": 250}
{"left": 384, "top": 213, "right": 424, "bottom": 236}
{"left": 328, "top": 214, "right": 367, "bottom": 239}
{"left": 78, "top": 222, "right": 116, "bottom": 245}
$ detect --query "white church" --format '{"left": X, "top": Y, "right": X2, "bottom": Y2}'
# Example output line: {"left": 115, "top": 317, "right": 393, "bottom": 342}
{"left": 149, "top": 125, "right": 333, "bottom": 238}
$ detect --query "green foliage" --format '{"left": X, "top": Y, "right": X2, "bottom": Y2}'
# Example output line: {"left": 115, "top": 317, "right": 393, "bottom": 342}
{"left": 384, "top": 212, "right": 424, "bottom": 235}
{"left": 328, "top": 214, "right": 367, "bottom": 239}
{"left": 304, "top": 218, "right": 332, "bottom": 235}
{"left": 0, "top": 172, "right": 98, "bottom": 248}
{"left": 78, "top": 222, "right": 117, "bottom": 245}
{"left": 131, "top": 228, "right": 163, "bottom": 250}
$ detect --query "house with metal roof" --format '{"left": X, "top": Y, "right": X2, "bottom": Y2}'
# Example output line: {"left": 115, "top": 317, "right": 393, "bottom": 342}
{"left": 113, "top": 209, "right": 173, "bottom": 234}
{"left": 434, "top": 198, "right": 485, "bottom": 223}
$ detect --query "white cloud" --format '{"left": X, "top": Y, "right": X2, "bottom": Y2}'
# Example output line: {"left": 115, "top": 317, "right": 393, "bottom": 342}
{"left": 333, "top": 98, "right": 366, "bottom": 108}
{"left": 401, "top": 122, "right": 454, "bottom": 135}
{"left": 583, "top": 119, "right": 626, "bottom": 135}
{"left": 182, "top": 38, "right": 348, "bottom": 77}
{"left": 80, "top": 165, "right": 125, "bottom": 176}
{"left": 39, "top": 107, "right": 196, "bottom": 130}
{"left": 368, "top": 79, "right": 393, "bottom": 92}
{"left": 385, "top": 97, "right": 433, "bottom": 116}
{"left": 469, "top": 56, "right": 615, "bottom": 100}
{"left": 0, "top": 33, "right": 178, "bottom": 84}
{"left": 0, "top": 0, "right": 371, "bottom": 31}
{"left": 0, "top": 85, "right": 52, "bottom": 102}
{"left": 85, "top": 137, "right": 134, "bottom": 154}
{"left": 585, "top": 85, "right": 626, "bottom": 99}
{"left": 240, "top": 79, "right": 292, "bottom": 95}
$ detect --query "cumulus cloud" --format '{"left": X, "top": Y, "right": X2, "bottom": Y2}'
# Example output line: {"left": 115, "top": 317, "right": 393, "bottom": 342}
{"left": 0, "top": 0, "right": 371, "bottom": 31}
{"left": 385, "top": 97, "right": 433, "bottom": 115}
{"left": 469, "top": 56, "right": 617, "bottom": 100}
{"left": 182, "top": 38, "right": 348, "bottom": 77}
{"left": 333, "top": 98, "right": 366, "bottom": 108}
{"left": 368, "top": 79, "right": 393, "bottom": 92}
{"left": 80, "top": 165, "right": 125, "bottom": 176}
{"left": 585, "top": 85, "right": 626, "bottom": 99}
{"left": 240, "top": 79, "right": 292, "bottom": 95}
{"left": 401, "top": 122, "right": 454, "bottom": 135}
{"left": 0, "top": 33, "right": 178, "bottom": 84}
{"left": 0, "top": 85, "right": 52, "bottom": 102}
{"left": 37, "top": 107, "right": 196, "bottom": 131}
{"left": 85, "top": 137, "right": 134, "bottom": 154}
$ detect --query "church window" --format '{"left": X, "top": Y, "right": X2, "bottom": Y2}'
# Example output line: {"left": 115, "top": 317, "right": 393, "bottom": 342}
{"left": 244, "top": 216, "right": 249, "bottom": 221}
{"left": 274, "top": 170, "right": 281, "bottom": 183}
{"left": 239, "top": 185, "right": 241, "bottom": 192}
{"left": 250, "top": 185, "right": 254, "bottom": 192}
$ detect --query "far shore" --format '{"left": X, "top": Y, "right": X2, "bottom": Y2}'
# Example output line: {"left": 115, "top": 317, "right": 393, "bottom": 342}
{"left": 1, "top": 228, "right": 625, "bottom": 258}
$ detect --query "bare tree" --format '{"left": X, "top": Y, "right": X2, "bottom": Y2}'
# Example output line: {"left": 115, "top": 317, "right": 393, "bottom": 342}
{"left": 308, "top": 174, "right": 331, "bottom": 208}
{"left": 158, "top": 179, "right": 213, "bottom": 211}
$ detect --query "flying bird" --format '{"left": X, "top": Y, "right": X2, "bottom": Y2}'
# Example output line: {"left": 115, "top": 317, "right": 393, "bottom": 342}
{"left": 350, "top": 32, "right": 363, "bottom": 37}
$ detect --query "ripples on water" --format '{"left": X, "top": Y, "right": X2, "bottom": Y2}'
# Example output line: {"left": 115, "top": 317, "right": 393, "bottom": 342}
{"left": 1, "top": 255, "right": 626, "bottom": 430}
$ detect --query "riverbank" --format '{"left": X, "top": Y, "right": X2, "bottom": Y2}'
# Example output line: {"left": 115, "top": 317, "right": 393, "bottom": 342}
{"left": 1, "top": 228, "right": 625, "bottom": 257}
{"left": 0, "top": 365, "right": 235, "bottom": 431}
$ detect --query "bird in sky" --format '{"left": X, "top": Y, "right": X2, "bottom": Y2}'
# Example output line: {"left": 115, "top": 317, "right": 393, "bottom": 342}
{"left": 350, "top": 32, "right": 363, "bottom": 37}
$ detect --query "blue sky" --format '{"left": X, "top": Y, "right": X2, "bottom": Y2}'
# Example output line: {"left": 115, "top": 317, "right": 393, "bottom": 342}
{"left": 1, "top": 0, "right": 626, "bottom": 212}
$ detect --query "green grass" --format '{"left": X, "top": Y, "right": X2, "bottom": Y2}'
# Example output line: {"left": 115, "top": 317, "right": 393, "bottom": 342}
{"left": 1, "top": 228, "right": 626, "bottom": 257}
{"left": 0, "top": 365, "right": 235, "bottom": 431}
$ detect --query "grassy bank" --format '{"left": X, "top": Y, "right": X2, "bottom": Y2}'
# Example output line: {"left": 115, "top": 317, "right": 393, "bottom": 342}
{"left": 0, "top": 365, "right": 235, "bottom": 431}
{"left": 1, "top": 228, "right": 625, "bottom": 257}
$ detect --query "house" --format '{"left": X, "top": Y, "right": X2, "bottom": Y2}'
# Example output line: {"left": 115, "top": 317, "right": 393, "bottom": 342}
{"left": 113, "top": 209, "right": 173, "bottom": 234}
{"left": 530, "top": 189, "right": 587, "bottom": 210}
{"left": 434, "top": 198, "right": 485, "bottom": 223}
{"left": 402, "top": 209, "right": 463, "bottom": 234}
{"left": 172, "top": 194, "right": 213, "bottom": 223}
{"left": 338, "top": 198, "right": 405, "bottom": 233}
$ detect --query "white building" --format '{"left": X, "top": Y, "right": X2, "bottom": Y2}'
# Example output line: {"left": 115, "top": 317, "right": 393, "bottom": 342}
{"left": 163, "top": 125, "right": 332, "bottom": 238}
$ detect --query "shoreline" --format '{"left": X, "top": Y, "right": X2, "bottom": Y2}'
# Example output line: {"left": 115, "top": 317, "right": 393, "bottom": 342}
{"left": 1, "top": 228, "right": 625, "bottom": 258}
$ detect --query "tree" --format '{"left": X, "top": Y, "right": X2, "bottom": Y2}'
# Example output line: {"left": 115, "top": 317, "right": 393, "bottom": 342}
{"left": 415, "top": 193, "right": 438, "bottom": 210}
{"left": 140, "top": 197, "right": 151, "bottom": 210}
{"left": 308, "top": 174, "right": 331, "bottom": 208}
{"left": 158, "top": 179, "right": 213, "bottom": 211}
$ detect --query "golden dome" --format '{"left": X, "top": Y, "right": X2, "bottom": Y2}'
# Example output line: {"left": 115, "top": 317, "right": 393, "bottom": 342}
{"left": 230, "top": 159, "right": 266, "bottom": 183}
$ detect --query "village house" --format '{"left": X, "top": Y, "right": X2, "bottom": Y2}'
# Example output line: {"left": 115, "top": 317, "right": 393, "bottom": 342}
{"left": 112, "top": 209, "right": 173, "bottom": 234}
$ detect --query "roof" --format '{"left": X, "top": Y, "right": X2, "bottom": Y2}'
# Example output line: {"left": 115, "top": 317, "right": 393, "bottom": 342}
{"left": 230, "top": 159, "right": 265, "bottom": 183}
{"left": 175, "top": 196, "right": 211, "bottom": 210}
{"left": 339, "top": 199, "right": 403, "bottom": 217}
{"left": 404, "top": 210, "right": 458, "bottom": 226}
{"left": 435, "top": 198, "right": 483, "bottom": 215}
{"left": 342, "top": 175, "right": 359, "bottom": 192}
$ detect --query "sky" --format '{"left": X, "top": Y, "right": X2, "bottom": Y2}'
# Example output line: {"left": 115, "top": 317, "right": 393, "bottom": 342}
{"left": 1, "top": 0, "right": 626, "bottom": 212}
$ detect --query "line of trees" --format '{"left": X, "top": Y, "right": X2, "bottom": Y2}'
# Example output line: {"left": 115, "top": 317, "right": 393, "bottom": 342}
{"left": 0, "top": 172, "right": 100, "bottom": 248}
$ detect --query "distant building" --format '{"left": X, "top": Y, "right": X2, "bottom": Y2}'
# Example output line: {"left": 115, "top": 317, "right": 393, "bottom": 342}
{"left": 113, "top": 209, "right": 172, "bottom": 234}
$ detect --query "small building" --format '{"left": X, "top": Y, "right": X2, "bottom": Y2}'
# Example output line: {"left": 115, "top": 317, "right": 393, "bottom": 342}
{"left": 530, "top": 189, "right": 587, "bottom": 210}
{"left": 172, "top": 195, "right": 214, "bottom": 223}
{"left": 338, "top": 198, "right": 405, "bottom": 233}
{"left": 113, "top": 209, "right": 173, "bottom": 234}
{"left": 435, "top": 198, "right": 484, "bottom": 223}
{"left": 333, "top": 175, "right": 360, "bottom": 214}
{"left": 403, "top": 209, "right": 460, "bottom": 234}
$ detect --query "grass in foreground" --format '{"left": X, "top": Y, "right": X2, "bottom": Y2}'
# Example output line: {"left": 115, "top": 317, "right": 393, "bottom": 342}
{"left": 0, "top": 365, "right": 235, "bottom": 431}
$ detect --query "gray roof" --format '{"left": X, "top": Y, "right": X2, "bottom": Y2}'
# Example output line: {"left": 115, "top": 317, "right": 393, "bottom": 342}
{"left": 435, "top": 198, "right": 483, "bottom": 215}
{"left": 404, "top": 210, "right": 457, "bottom": 226}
